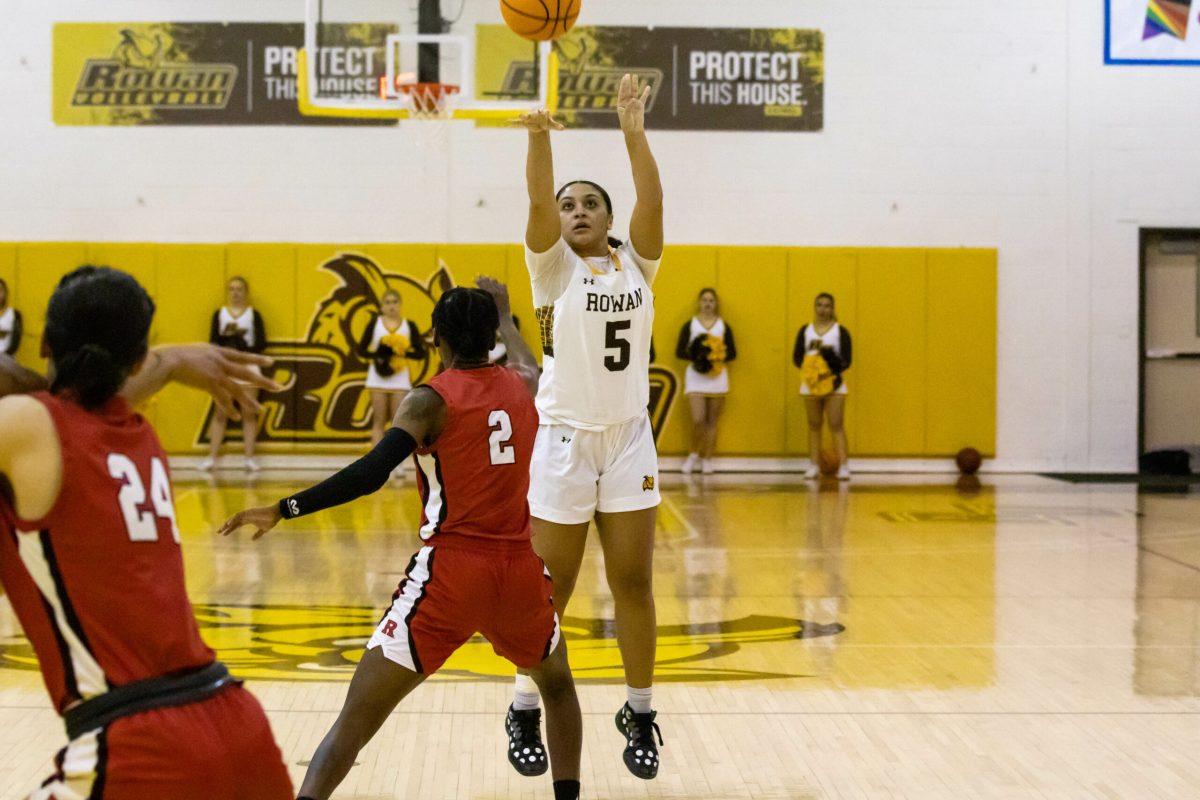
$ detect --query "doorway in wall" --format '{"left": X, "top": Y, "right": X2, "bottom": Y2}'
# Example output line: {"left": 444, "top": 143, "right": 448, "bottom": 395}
{"left": 1139, "top": 229, "right": 1200, "bottom": 474}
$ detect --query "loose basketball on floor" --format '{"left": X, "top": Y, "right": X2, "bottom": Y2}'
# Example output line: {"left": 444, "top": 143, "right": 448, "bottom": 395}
{"left": 818, "top": 448, "right": 840, "bottom": 477}
{"left": 501, "top": 0, "right": 582, "bottom": 41}
{"left": 956, "top": 447, "right": 982, "bottom": 475}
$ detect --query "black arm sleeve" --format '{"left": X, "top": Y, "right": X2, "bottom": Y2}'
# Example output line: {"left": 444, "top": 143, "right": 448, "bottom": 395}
{"left": 723, "top": 324, "right": 737, "bottom": 362}
{"left": 405, "top": 319, "right": 427, "bottom": 360}
{"left": 839, "top": 328, "right": 852, "bottom": 371}
{"left": 356, "top": 314, "right": 378, "bottom": 359}
{"left": 279, "top": 427, "right": 417, "bottom": 520}
{"left": 209, "top": 311, "right": 221, "bottom": 345}
{"left": 6, "top": 310, "right": 21, "bottom": 356}
{"left": 250, "top": 311, "right": 267, "bottom": 354}
{"left": 792, "top": 326, "right": 808, "bottom": 368}
{"left": 675, "top": 322, "right": 692, "bottom": 360}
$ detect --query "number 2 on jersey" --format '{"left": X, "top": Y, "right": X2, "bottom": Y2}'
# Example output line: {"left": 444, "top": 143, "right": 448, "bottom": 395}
{"left": 108, "top": 454, "right": 181, "bottom": 543}
{"left": 488, "top": 410, "right": 516, "bottom": 465}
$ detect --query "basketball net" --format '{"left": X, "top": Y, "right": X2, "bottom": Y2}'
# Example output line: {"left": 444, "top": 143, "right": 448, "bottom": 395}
{"left": 397, "top": 83, "right": 461, "bottom": 152}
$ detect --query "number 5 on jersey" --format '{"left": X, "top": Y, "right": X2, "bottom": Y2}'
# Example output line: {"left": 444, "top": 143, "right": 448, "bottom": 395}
{"left": 108, "top": 454, "right": 181, "bottom": 543}
{"left": 488, "top": 410, "right": 516, "bottom": 465}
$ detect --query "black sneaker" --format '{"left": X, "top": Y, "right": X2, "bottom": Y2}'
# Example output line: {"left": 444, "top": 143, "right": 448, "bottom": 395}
{"left": 615, "top": 702, "right": 663, "bottom": 779}
{"left": 505, "top": 704, "right": 549, "bottom": 777}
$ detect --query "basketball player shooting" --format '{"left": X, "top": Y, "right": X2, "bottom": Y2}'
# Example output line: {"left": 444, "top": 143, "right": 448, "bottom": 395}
{"left": 219, "top": 277, "right": 585, "bottom": 800}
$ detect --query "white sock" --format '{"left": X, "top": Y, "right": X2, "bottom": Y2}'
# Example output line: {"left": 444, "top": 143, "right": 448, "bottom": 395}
{"left": 626, "top": 685, "right": 653, "bottom": 714}
{"left": 513, "top": 673, "right": 540, "bottom": 711}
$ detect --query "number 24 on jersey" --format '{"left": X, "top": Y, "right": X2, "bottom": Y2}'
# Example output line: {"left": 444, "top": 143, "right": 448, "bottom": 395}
{"left": 108, "top": 453, "right": 181, "bottom": 543}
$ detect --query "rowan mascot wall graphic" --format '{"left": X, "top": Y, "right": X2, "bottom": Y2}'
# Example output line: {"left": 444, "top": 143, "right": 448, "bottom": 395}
{"left": 197, "top": 250, "right": 676, "bottom": 447}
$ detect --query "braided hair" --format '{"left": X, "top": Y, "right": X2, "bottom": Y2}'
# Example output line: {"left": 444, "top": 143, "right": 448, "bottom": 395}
{"left": 44, "top": 266, "right": 155, "bottom": 408}
{"left": 431, "top": 287, "right": 499, "bottom": 365}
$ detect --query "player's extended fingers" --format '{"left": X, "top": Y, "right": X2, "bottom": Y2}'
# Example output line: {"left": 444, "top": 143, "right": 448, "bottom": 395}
{"left": 640, "top": 84, "right": 652, "bottom": 105}
{"left": 218, "top": 512, "right": 244, "bottom": 536}
{"left": 252, "top": 526, "right": 271, "bottom": 541}
{"left": 230, "top": 382, "right": 264, "bottom": 416}
{"left": 220, "top": 347, "right": 272, "bottom": 368}
{"left": 211, "top": 385, "right": 240, "bottom": 421}
{"left": 225, "top": 361, "right": 280, "bottom": 394}
{"left": 619, "top": 73, "right": 632, "bottom": 100}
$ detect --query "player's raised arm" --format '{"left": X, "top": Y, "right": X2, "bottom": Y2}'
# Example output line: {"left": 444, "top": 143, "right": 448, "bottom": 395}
{"left": 618, "top": 74, "right": 663, "bottom": 261}
{"left": 120, "top": 344, "right": 281, "bottom": 419}
{"left": 219, "top": 387, "right": 447, "bottom": 540}
{"left": 0, "top": 355, "right": 48, "bottom": 398}
{"left": 518, "top": 109, "right": 566, "bottom": 254}
{"left": 475, "top": 276, "right": 540, "bottom": 396}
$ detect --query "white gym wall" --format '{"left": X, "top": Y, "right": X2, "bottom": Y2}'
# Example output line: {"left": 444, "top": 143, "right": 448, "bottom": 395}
{"left": 2, "top": 0, "right": 1199, "bottom": 471}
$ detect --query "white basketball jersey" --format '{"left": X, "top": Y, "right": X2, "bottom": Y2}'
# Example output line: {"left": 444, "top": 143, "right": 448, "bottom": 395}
{"left": 527, "top": 238, "right": 660, "bottom": 431}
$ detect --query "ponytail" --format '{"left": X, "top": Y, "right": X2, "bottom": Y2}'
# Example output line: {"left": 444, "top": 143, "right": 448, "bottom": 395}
{"left": 51, "top": 343, "right": 124, "bottom": 408}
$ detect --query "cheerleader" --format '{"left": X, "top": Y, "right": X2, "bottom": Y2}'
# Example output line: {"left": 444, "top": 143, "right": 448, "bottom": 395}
{"left": 0, "top": 278, "right": 21, "bottom": 357}
{"left": 675, "top": 288, "right": 736, "bottom": 475}
{"left": 356, "top": 289, "right": 426, "bottom": 448}
{"left": 201, "top": 276, "right": 267, "bottom": 472}
{"left": 793, "top": 292, "right": 852, "bottom": 480}
{"left": 508, "top": 74, "right": 665, "bottom": 781}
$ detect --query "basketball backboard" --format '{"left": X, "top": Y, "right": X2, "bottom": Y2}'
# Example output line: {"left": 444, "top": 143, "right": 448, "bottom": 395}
{"left": 300, "top": 0, "right": 558, "bottom": 121}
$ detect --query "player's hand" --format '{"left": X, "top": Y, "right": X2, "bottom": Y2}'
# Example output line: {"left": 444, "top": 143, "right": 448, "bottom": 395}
{"left": 218, "top": 504, "right": 283, "bottom": 540}
{"left": 167, "top": 345, "right": 281, "bottom": 420}
{"left": 475, "top": 275, "right": 512, "bottom": 317}
{"left": 616, "top": 73, "right": 652, "bottom": 134}
{"left": 513, "top": 108, "right": 565, "bottom": 133}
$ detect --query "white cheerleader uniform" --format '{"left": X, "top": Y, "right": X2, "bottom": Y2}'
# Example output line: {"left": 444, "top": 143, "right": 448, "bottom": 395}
{"left": 683, "top": 317, "right": 731, "bottom": 396}
{"left": 214, "top": 306, "right": 265, "bottom": 383}
{"left": 365, "top": 316, "right": 416, "bottom": 392}
{"left": 0, "top": 307, "right": 18, "bottom": 355}
{"left": 798, "top": 322, "right": 849, "bottom": 396}
{"left": 526, "top": 238, "right": 662, "bottom": 525}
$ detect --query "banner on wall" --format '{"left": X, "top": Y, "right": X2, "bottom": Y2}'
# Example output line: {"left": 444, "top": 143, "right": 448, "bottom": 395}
{"left": 53, "top": 22, "right": 396, "bottom": 125}
{"left": 1106, "top": 0, "right": 1200, "bottom": 65}
{"left": 53, "top": 22, "right": 824, "bottom": 130}
{"left": 478, "top": 25, "right": 824, "bottom": 131}
{"left": 197, "top": 252, "right": 678, "bottom": 447}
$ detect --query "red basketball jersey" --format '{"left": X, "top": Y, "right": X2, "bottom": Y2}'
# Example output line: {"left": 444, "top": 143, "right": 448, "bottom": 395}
{"left": 414, "top": 365, "right": 538, "bottom": 547}
{"left": 1, "top": 392, "right": 213, "bottom": 713}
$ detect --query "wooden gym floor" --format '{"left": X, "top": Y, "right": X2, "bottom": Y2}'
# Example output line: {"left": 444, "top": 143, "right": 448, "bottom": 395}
{"left": 0, "top": 473, "right": 1197, "bottom": 799}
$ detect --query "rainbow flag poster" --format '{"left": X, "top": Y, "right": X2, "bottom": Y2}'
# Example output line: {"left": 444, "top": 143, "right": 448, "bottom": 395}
{"left": 1144, "top": 0, "right": 1192, "bottom": 39}
{"left": 1107, "top": 0, "right": 1200, "bottom": 64}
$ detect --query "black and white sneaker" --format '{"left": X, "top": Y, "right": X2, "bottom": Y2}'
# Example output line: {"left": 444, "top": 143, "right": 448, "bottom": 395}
{"left": 505, "top": 705, "right": 549, "bottom": 777}
{"left": 615, "top": 702, "right": 663, "bottom": 779}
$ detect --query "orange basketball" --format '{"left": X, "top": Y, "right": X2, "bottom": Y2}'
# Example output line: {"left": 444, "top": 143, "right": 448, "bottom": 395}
{"left": 955, "top": 447, "right": 982, "bottom": 476}
{"left": 818, "top": 448, "right": 840, "bottom": 477}
{"left": 500, "top": 0, "right": 582, "bottom": 41}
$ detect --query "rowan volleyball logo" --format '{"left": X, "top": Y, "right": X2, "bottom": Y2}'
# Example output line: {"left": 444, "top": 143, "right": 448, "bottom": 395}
{"left": 496, "top": 31, "right": 663, "bottom": 114}
{"left": 198, "top": 252, "right": 678, "bottom": 446}
{"left": 72, "top": 28, "right": 237, "bottom": 109}
{"left": 4, "top": 606, "right": 844, "bottom": 683}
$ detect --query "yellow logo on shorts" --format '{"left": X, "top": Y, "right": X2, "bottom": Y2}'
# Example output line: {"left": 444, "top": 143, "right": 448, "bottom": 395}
{"left": 642, "top": 475, "right": 655, "bottom": 492}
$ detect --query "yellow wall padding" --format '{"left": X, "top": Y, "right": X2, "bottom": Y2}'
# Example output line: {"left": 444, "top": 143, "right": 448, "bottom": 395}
{"left": 3, "top": 243, "right": 996, "bottom": 458}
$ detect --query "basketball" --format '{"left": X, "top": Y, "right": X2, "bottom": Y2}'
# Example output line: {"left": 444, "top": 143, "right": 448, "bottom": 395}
{"left": 955, "top": 447, "right": 982, "bottom": 475}
{"left": 818, "top": 448, "right": 840, "bottom": 477}
{"left": 500, "top": 0, "right": 582, "bottom": 41}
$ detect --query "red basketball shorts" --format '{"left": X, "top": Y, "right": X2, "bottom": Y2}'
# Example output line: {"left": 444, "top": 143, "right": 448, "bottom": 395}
{"left": 367, "top": 541, "right": 561, "bottom": 674}
{"left": 29, "top": 684, "right": 292, "bottom": 800}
